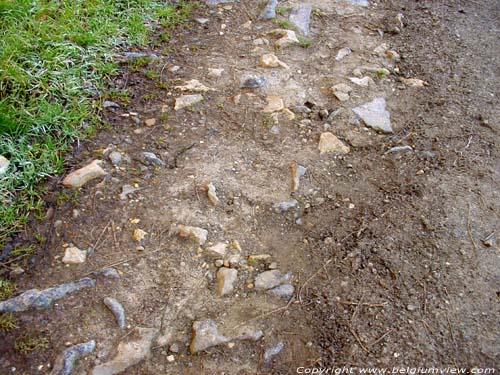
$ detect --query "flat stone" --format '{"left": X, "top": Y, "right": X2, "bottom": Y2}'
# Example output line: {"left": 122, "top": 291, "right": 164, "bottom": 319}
{"left": 119, "top": 185, "right": 140, "bottom": 200}
{"left": 254, "top": 270, "right": 290, "bottom": 290}
{"left": 331, "top": 83, "right": 353, "bottom": 102}
{"left": 291, "top": 164, "right": 307, "bottom": 192}
{"left": 264, "top": 341, "right": 285, "bottom": 362}
{"left": 190, "top": 320, "right": 229, "bottom": 353}
{"left": 205, "top": 243, "right": 227, "bottom": 259}
{"left": 259, "top": 53, "right": 288, "bottom": 69}
{"left": 0, "top": 277, "right": 95, "bottom": 313}
{"left": 268, "top": 29, "right": 300, "bottom": 48}
{"left": 242, "top": 76, "right": 267, "bottom": 89}
{"left": 195, "top": 18, "right": 210, "bottom": 25}
{"left": 204, "top": 0, "right": 234, "bottom": 5}
{"left": 63, "top": 160, "right": 106, "bottom": 188}
{"left": 108, "top": 151, "right": 122, "bottom": 166}
{"left": 348, "top": 76, "right": 373, "bottom": 87}
{"left": 174, "top": 94, "right": 203, "bottom": 110}
{"left": 352, "top": 98, "right": 393, "bottom": 133}
{"left": 103, "top": 101, "right": 120, "bottom": 108}
{"left": 91, "top": 328, "right": 158, "bottom": 375}
{"left": 233, "top": 326, "right": 264, "bottom": 341}
{"left": 178, "top": 225, "right": 208, "bottom": 245}
{"left": 103, "top": 297, "right": 126, "bottom": 329}
{"left": 260, "top": 0, "right": 278, "bottom": 20}
{"left": 279, "top": 200, "right": 298, "bottom": 212}
{"left": 289, "top": 5, "right": 312, "bottom": 35}
{"left": 216, "top": 267, "right": 238, "bottom": 296}
{"left": 144, "top": 118, "right": 156, "bottom": 127}
{"left": 62, "top": 246, "right": 87, "bottom": 264}
{"left": 386, "top": 145, "right": 413, "bottom": 154}
{"left": 319, "top": 132, "right": 350, "bottom": 154}
{"left": 400, "top": 77, "right": 427, "bottom": 87}
{"left": 142, "top": 152, "right": 165, "bottom": 167}
{"left": 51, "top": 340, "right": 96, "bottom": 375}
{"left": 205, "top": 183, "right": 219, "bottom": 206}
{"left": 347, "top": 0, "right": 369, "bottom": 7}
{"left": 268, "top": 284, "right": 295, "bottom": 299}
{"left": 175, "top": 79, "right": 214, "bottom": 93}
{"left": 263, "top": 96, "right": 284, "bottom": 113}
{"left": 208, "top": 68, "right": 224, "bottom": 78}
{"left": 335, "top": 47, "right": 352, "bottom": 61}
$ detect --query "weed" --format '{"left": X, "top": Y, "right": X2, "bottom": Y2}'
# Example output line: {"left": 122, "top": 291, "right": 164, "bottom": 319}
{"left": 14, "top": 334, "right": 50, "bottom": 354}
{"left": 0, "top": 313, "right": 18, "bottom": 332}
{"left": 276, "top": 7, "right": 287, "bottom": 15}
{"left": 0, "top": 279, "right": 15, "bottom": 301}
{"left": 11, "top": 245, "right": 36, "bottom": 259}
{"left": 275, "top": 20, "right": 294, "bottom": 30}
{"left": 375, "top": 69, "right": 390, "bottom": 79}
{"left": 298, "top": 36, "right": 312, "bottom": 48}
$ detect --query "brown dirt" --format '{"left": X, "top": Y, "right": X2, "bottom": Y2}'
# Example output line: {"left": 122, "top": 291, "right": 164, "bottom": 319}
{"left": 1, "top": 0, "right": 499, "bottom": 373}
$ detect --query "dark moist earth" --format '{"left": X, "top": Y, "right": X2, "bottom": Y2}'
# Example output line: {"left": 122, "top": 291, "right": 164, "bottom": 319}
{"left": 1, "top": 0, "right": 499, "bottom": 373}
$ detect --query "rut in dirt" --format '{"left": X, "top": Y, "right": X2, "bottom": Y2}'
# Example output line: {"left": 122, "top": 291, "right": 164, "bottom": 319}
{"left": 1, "top": 0, "right": 499, "bottom": 373}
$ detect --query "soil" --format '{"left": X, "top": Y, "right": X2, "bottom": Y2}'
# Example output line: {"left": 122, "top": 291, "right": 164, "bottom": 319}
{"left": 1, "top": 0, "right": 499, "bottom": 373}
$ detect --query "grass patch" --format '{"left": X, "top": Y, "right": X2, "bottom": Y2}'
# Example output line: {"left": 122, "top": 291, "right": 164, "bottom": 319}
{"left": 0, "top": 313, "right": 18, "bottom": 332}
{"left": 0, "top": 0, "right": 197, "bottom": 243}
{"left": 275, "top": 20, "right": 294, "bottom": 30}
{"left": 14, "top": 334, "right": 50, "bottom": 354}
{"left": 0, "top": 278, "right": 15, "bottom": 301}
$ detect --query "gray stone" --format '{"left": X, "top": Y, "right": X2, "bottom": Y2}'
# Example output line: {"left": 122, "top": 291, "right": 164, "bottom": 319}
{"left": 352, "top": 98, "right": 393, "bottom": 134}
{"left": 204, "top": 0, "right": 234, "bottom": 5}
{"left": 123, "top": 52, "right": 159, "bottom": 60}
{"left": 103, "top": 297, "right": 126, "bottom": 329}
{"left": 51, "top": 340, "right": 96, "bottom": 375}
{"left": 189, "top": 320, "right": 229, "bottom": 353}
{"left": 386, "top": 146, "right": 413, "bottom": 154}
{"left": 91, "top": 328, "right": 158, "bottom": 375}
{"left": 108, "top": 151, "right": 122, "bottom": 166}
{"left": 260, "top": 0, "right": 278, "bottom": 20}
{"left": 98, "top": 268, "right": 120, "bottom": 279}
{"left": 268, "top": 284, "right": 295, "bottom": 299}
{"left": 174, "top": 94, "right": 204, "bottom": 110}
{"left": 142, "top": 152, "right": 165, "bottom": 167}
{"left": 233, "top": 327, "right": 264, "bottom": 341}
{"left": 255, "top": 270, "right": 291, "bottom": 290}
{"left": 347, "top": 0, "right": 369, "bottom": 6}
{"left": 264, "top": 341, "right": 284, "bottom": 362}
{"left": 289, "top": 5, "right": 312, "bottom": 35}
{"left": 242, "top": 76, "right": 267, "bottom": 89}
{"left": 279, "top": 200, "right": 298, "bottom": 212}
{"left": 103, "top": 101, "right": 119, "bottom": 108}
{"left": 0, "top": 277, "right": 95, "bottom": 313}
{"left": 119, "top": 185, "right": 140, "bottom": 200}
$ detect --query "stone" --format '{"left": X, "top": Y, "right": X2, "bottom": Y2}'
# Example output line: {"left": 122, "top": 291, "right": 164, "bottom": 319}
{"left": 331, "top": 83, "right": 353, "bottom": 102}
{"left": 133, "top": 229, "right": 147, "bottom": 242}
{"left": 254, "top": 270, "right": 290, "bottom": 290}
{"left": 120, "top": 185, "right": 139, "bottom": 200}
{"left": 233, "top": 327, "right": 264, "bottom": 341}
{"left": 268, "top": 262, "right": 278, "bottom": 270}
{"left": 282, "top": 108, "right": 296, "bottom": 120}
{"left": 166, "top": 355, "right": 175, "bottom": 362}
{"left": 259, "top": 53, "right": 289, "bottom": 69}
{"left": 168, "top": 65, "right": 180, "bottom": 73}
{"left": 373, "top": 43, "right": 389, "bottom": 55}
{"left": 169, "top": 343, "right": 180, "bottom": 353}
{"left": 386, "top": 50, "right": 400, "bottom": 61}
{"left": 335, "top": 47, "right": 352, "bottom": 61}
{"left": 264, "top": 341, "right": 284, "bottom": 362}
{"left": 268, "top": 29, "right": 300, "bottom": 48}
{"left": 0, "top": 277, "right": 95, "bottom": 313}
{"left": 103, "top": 297, "right": 126, "bottom": 329}
{"left": 0, "top": 155, "right": 9, "bottom": 175}
{"left": 103, "top": 101, "right": 119, "bottom": 108}
{"left": 400, "top": 78, "right": 427, "bottom": 87}
{"left": 482, "top": 234, "right": 497, "bottom": 248}
{"left": 178, "top": 225, "right": 208, "bottom": 245}
{"left": 347, "top": 0, "right": 369, "bottom": 6}
{"left": 279, "top": 200, "right": 298, "bottom": 212}
{"left": 263, "top": 96, "right": 284, "bottom": 113}
{"left": 260, "top": 0, "right": 278, "bottom": 20}
{"left": 142, "top": 152, "right": 165, "bottom": 167}
{"left": 62, "top": 246, "right": 87, "bottom": 265}
{"left": 242, "top": 76, "right": 267, "bottom": 89}
{"left": 123, "top": 52, "right": 158, "bottom": 60}
{"left": 319, "top": 133, "right": 350, "bottom": 154}
{"left": 91, "top": 328, "right": 158, "bottom": 375}
{"left": 108, "top": 151, "right": 122, "bottom": 166}
{"left": 144, "top": 118, "right": 156, "bottom": 127}
{"left": 216, "top": 267, "right": 238, "bottom": 296}
{"left": 208, "top": 68, "right": 224, "bottom": 78}
{"left": 63, "top": 160, "right": 106, "bottom": 188}
{"left": 51, "top": 340, "right": 96, "bottom": 375}
{"left": 386, "top": 145, "right": 413, "bottom": 154}
{"left": 174, "top": 94, "right": 203, "bottom": 110}
{"left": 289, "top": 5, "right": 312, "bottom": 35}
{"left": 269, "top": 284, "right": 295, "bottom": 299}
{"left": 248, "top": 254, "right": 272, "bottom": 263}
{"left": 204, "top": 0, "right": 234, "bottom": 4}
{"left": 348, "top": 76, "right": 373, "bottom": 87}
{"left": 214, "top": 259, "right": 224, "bottom": 268}
{"left": 352, "top": 98, "right": 393, "bottom": 133}
{"left": 175, "top": 79, "right": 214, "bottom": 93}
{"left": 291, "top": 163, "right": 307, "bottom": 192}
{"left": 205, "top": 243, "right": 227, "bottom": 259}
{"left": 190, "top": 320, "right": 229, "bottom": 353}
{"left": 205, "top": 183, "right": 219, "bottom": 206}
{"left": 253, "top": 38, "right": 269, "bottom": 46}
{"left": 97, "top": 268, "right": 120, "bottom": 279}
{"left": 195, "top": 18, "right": 209, "bottom": 25}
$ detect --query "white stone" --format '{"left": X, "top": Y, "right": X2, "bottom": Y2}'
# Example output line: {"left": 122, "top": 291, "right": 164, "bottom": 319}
{"left": 319, "top": 133, "right": 350, "bottom": 154}
{"left": 62, "top": 247, "right": 87, "bottom": 264}
{"left": 216, "top": 267, "right": 238, "bottom": 296}
{"left": 0, "top": 155, "right": 9, "bottom": 175}
{"left": 352, "top": 98, "right": 393, "bottom": 133}
{"left": 335, "top": 47, "right": 352, "bottom": 61}
{"left": 348, "top": 76, "right": 373, "bottom": 87}
{"left": 178, "top": 225, "right": 208, "bottom": 245}
{"left": 174, "top": 94, "right": 204, "bottom": 110}
{"left": 205, "top": 243, "right": 227, "bottom": 259}
{"left": 62, "top": 160, "right": 106, "bottom": 188}
{"left": 175, "top": 79, "right": 214, "bottom": 92}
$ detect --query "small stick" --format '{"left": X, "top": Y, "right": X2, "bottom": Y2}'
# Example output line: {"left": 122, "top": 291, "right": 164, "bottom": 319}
{"left": 298, "top": 258, "right": 333, "bottom": 302}
{"left": 336, "top": 300, "right": 387, "bottom": 308}
{"left": 369, "top": 328, "right": 394, "bottom": 348}
{"left": 348, "top": 324, "right": 370, "bottom": 353}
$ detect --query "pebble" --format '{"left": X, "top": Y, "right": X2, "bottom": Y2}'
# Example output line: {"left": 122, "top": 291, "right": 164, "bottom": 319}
{"left": 242, "top": 76, "right": 267, "bottom": 89}
{"left": 263, "top": 96, "right": 284, "bottom": 113}
{"left": 264, "top": 341, "right": 285, "bottom": 362}
{"left": 216, "top": 267, "right": 238, "bottom": 296}
{"left": 0, "top": 277, "right": 95, "bottom": 313}
{"left": 169, "top": 343, "right": 180, "bottom": 353}
{"left": 289, "top": 5, "right": 312, "bottom": 35}
{"left": 51, "top": 341, "right": 96, "bottom": 375}
{"left": 373, "top": 43, "right": 389, "bottom": 56}
{"left": 331, "top": 83, "right": 353, "bottom": 102}
{"left": 259, "top": 53, "right": 289, "bottom": 69}
{"left": 175, "top": 79, "right": 214, "bottom": 93}
{"left": 214, "top": 259, "right": 224, "bottom": 267}
{"left": 108, "top": 151, "right": 122, "bottom": 166}
{"left": 123, "top": 52, "right": 158, "bottom": 60}
{"left": 208, "top": 68, "right": 224, "bottom": 78}
{"left": 233, "top": 326, "right": 264, "bottom": 341}
{"left": 335, "top": 47, "right": 352, "bottom": 61}
{"left": 189, "top": 320, "right": 229, "bottom": 353}
{"left": 166, "top": 355, "right": 175, "bottom": 363}
{"left": 142, "top": 152, "right": 165, "bottom": 167}
{"left": 254, "top": 270, "right": 290, "bottom": 290}
{"left": 268, "top": 262, "right": 278, "bottom": 270}
{"left": 268, "top": 29, "right": 300, "bottom": 48}
{"left": 291, "top": 163, "right": 307, "bottom": 192}
{"left": 91, "top": 328, "right": 158, "bottom": 375}
{"left": 168, "top": 65, "right": 180, "bottom": 73}
{"left": 103, "top": 297, "right": 126, "bottom": 329}
{"left": 178, "top": 225, "right": 208, "bottom": 245}
{"left": 482, "top": 234, "right": 497, "bottom": 248}
{"left": 103, "top": 101, "right": 120, "bottom": 108}
{"left": 260, "top": 0, "right": 278, "bottom": 20}
{"left": 120, "top": 185, "right": 140, "bottom": 200}
{"left": 205, "top": 242, "right": 227, "bottom": 259}
{"left": 144, "top": 118, "right": 156, "bottom": 127}
{"left": 62, "top": 160, "right": 107, "bottom": 188}
{"left": 347, "top": 0, "right": 369, "bottom": 6}
{"left": 269, "top": 284, "right": 295, "bottom": 299}
{"left": 386, "top": 145, "right": 413, "bottom": 154}
{"left": 253, "top": 38, "right": 269, "bottom": 46}
{"left": 348, "top": 76, "right": 373, "bottom": 87}
{"left": 195, "top": 18, "right": 210, "bottom": 25}
{"left": 352, "top": 98, "right": 393, "bottom": 133}
{"left": 174, "top": 94, "right": 203, "bottom": 110}
{"left": 400, "top": 77, "right": 427, "bottom": 87}
{"left": 279, "top": 199, "right": 298, "bottom": 212}
{"left": 205, "top": 183, "right": 220, "bottom": 206}
{"left": 133, "top": 229, "right": 147, "bottom": 242}
{"left": 62, "top": 246, "right": 87, "bottom": 265}
{"left": 97, "top": 268, "right": 120, "bottom": 279}
{"left": 318, "top": 132, "right": 350, "bottom": 154}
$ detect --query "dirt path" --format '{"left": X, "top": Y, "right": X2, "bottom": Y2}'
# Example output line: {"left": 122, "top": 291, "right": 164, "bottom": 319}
{"left": 1, "top": 0, "right": 499, "bottom": 373}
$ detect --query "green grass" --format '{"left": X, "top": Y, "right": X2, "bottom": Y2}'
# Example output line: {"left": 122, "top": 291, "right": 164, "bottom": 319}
{"left": 0, "top": 278, "right": 15, "bottom": 300}
{"left": 0, "top": 0, "right": 197, "bottom": 243}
